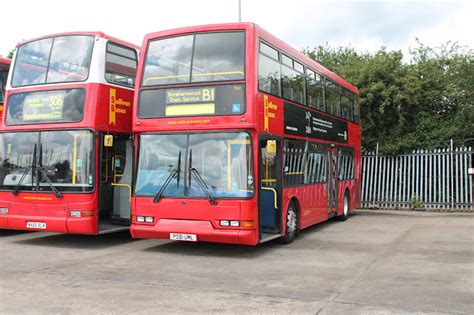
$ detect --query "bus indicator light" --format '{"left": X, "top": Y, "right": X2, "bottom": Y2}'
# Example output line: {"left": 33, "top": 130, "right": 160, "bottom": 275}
{"left": 241, "top": 221, "right": 254, "bottom": 228}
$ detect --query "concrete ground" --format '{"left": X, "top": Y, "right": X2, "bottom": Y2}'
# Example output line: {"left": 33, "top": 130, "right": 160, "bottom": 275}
{"left": 0, "top": 210, "right": 472, "bottom": 314}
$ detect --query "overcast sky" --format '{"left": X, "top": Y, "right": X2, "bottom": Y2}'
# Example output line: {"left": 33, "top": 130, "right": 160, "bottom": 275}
{"left": 1, "top": 0, "right": 472, "bottom": 60}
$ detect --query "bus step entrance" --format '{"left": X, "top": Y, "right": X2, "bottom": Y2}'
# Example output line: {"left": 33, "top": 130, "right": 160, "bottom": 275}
{"left": 261, "top": 226, "right": 279, "bottom": 234}
{"left": 260, "top": 232, "right": 282, "bottom": 243}
{"left": 98, "top": 219, "right": 129, "bottom": 234}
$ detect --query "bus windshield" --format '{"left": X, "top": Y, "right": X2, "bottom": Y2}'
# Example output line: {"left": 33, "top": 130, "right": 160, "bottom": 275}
{"left": 12, "top": 35, "right": 94, "bottom": 87}
{"left": 135, "top": 132, "right": 253, "bottom": 198}
{"left": 142, "top": 31, "right": 245, "bottom": 86}
{"left": 0, "top": 130, "right": 94, "bottom": 192}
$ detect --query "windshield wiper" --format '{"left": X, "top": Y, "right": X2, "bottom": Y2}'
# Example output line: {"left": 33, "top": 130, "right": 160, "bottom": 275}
{"left": 12, "top": 144, "right": 36, "bottom": 196}
{"left": 153, "top": 151, "right": 181, "bottom": 203}
{"left": 13, "top": 143, "right": 62, "bottom": 198}
{"left": 37, "top": 144, "right": 62, "bottom": 198}
{"left": 188, "top": 149, "right": 217, "bottom": 205}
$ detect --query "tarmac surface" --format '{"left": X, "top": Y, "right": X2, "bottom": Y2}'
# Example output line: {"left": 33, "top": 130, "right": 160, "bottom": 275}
{"left": 0, "top": 210, "right": 473, "bottom": 314}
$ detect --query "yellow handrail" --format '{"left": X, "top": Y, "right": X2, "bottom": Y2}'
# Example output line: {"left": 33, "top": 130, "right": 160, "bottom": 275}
{"left": 72, "top": 135, "right": 77, "bottom": 184}
{"left": 111, "top": 183, "right": 132, "bottom": 201}
{"left": 261, "top": 187, "right": 278, "bottom": 209}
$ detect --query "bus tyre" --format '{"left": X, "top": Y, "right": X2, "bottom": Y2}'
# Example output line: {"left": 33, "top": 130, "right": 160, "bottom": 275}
{"left": 338, "top": 192, "right": 350, "bottom": 221}
{"left": 280, "top": 202, "right": 298, "bottom": 244}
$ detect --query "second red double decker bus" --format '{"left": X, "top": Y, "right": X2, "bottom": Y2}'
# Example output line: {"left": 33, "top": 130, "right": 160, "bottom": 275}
{"left": 0, "top": 32, "right": 139, "bottom": 234}
{"left": 131, "top": 23, "right": 361, "bottom": 245}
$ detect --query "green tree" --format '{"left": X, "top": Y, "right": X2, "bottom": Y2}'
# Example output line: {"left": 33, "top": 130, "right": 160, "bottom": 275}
{"left": 303, "top": 41, "right": 474, "bottom": 154}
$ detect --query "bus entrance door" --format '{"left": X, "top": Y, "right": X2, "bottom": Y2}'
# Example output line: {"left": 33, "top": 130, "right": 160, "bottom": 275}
{"left": 259, "top": 137, "right": 282, "bottom": 242}
{"left": 328, "top": 147, "right": 339, "bottom": 218}
{"left": 98, "top": 134, "right": 131, "bottom": 233}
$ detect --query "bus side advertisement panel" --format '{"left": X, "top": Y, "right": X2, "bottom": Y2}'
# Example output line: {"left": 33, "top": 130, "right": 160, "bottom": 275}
{"left": 284, "top": 102, "right": 348, "bottom": 143}
{"left": 96, "top": 85, "right": 133, "bottom": 132}
{"left": 257, "top": 93, "right": 284, "bottom": 135}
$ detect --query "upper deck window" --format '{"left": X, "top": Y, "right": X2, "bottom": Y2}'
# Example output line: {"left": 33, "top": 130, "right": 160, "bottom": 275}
{"left": 282, "top": 54, "right": 293, "bottom": 67}
{"left": 11, "top": 35, "right": 94, "bottom": 87}
{"left": 105, "top": 42, "right": 138, "bottom": 88}
{"left": 142, "top": 31, "right": 245, "bottom": 86}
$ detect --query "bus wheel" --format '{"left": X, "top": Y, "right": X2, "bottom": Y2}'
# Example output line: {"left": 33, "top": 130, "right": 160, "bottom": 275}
{"left": 338, "top": 192, "right": 350, "bottom": 221}
{"left": 280, "top": 202, "right": 298, "bottom": 244}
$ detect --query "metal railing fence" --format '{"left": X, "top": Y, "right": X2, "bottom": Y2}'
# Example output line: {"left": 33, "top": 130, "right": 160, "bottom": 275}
{"left": 361, "top": 142, "right": 473, "bottom": 210}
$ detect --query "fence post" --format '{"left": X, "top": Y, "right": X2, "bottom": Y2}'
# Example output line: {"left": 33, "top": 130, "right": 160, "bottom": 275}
{"left": 373, "top": 143, "right": 379, "bottom": 208}
{"left": 450, "top": 139, "right": 454, "bottom": 210}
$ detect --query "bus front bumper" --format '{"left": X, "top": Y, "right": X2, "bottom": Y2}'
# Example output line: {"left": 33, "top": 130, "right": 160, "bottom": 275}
{"left": 0, "top": 214, "right": 97, "bottom": 235}
{"left": 130, "top": 219, "right": 257, "bottom": 245}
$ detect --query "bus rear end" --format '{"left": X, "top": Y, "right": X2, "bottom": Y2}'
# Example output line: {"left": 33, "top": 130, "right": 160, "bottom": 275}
{"left": 131, "top": 24, "right": 261, "bottom": 245}
{"left": 0, "top": 33, "right": 138, "bottom": 234}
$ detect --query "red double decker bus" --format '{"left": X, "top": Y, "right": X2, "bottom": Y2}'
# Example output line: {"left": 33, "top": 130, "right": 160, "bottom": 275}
{"left": 0, "top": 32, "right": 139, "bottom": 234}
{"left": 131, "top": 23, "right": 361, "bottom": 245}
{"left": 0, "top": 57, "right": 11, "bottom": 119}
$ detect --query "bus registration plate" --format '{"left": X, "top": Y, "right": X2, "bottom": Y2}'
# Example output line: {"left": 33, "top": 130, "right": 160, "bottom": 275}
{"left": 26, "top": 222, "right": 47, "bottom": 229}
{"left": 170, "top": 233, "right": 197, "bottom": 242}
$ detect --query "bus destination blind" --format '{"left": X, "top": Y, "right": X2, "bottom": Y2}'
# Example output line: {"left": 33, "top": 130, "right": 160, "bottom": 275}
{"left": 139, "top": 84, "right": 245, "bottom": 118}
{"left": 23, "top": 93, "right": 64, "bottom": 121}
{"left": 165, "top": 87, "right": 216, "bottom": 116}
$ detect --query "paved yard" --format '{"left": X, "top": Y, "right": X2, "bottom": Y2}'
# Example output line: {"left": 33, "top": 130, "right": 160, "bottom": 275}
{"left": 0, "top": 210, "right": 473, "bottom": 314}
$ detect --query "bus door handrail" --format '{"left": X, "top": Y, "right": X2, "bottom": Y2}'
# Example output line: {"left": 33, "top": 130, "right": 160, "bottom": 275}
{"left": 111, "top": 183, "right": 132, "bottom": 201}
{"left": 261, "top": 186, "right": 278, "bottom": 209}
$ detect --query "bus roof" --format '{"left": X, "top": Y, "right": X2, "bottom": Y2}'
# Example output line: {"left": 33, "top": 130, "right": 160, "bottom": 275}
{"left": 0, "top": 57, "right": 11, "bottom": 66}
{"left": 141, "top": 22, "right": 358, "bottom": 94}
{"left": 16, "top": 31, "right": 140, "bottom": 50}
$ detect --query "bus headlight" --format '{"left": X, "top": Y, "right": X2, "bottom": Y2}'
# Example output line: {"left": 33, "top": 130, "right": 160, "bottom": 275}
{"left": 136, "top": 216, "right": 145, "bottom": 222}
{"left": 70, "top": 210, "right": 81, "bottom": 218}
{"left": 70, "top": 210, "right": 94, "bottom": 218}
{"left": 220, "top": 220, "right": 240, "bottom": 227}
{"left": 145, "top": 216, "right": 154, "bottom": 223}
{"left": 0, "top": 208, "right": 8, "bottom": 214}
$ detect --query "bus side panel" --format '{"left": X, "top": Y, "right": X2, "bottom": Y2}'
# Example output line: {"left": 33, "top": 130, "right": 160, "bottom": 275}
{"left": 283, "top": 185, "right": 328, "bottom": 230}
{"left": 256, "top": 93, "right": 284, "bottom": 135}
{"left": 95, "top": 84, "right": 133, "bottom": 133}
{"left": 348, "top": 123, "right": 362, "bottom": 209}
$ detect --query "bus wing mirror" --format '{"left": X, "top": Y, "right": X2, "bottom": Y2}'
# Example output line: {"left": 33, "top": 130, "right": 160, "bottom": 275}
{"left": 104, "top": 135, "right": 114, "bottom": 147}
{"left": 267, "top": 140, "right": 277, "bottom": 154}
